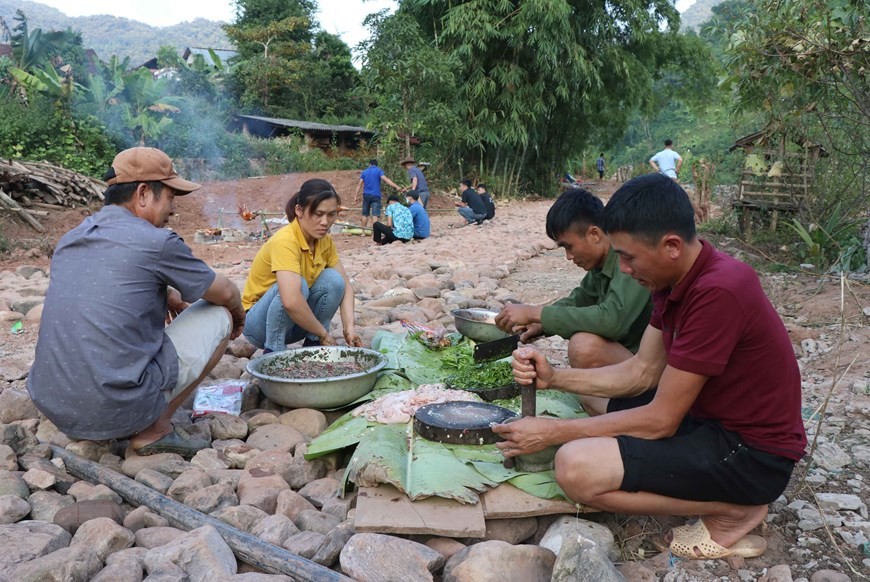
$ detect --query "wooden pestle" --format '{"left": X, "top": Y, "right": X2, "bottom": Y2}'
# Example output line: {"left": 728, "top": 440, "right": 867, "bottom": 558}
{"left": 503, "top": 360, "right": 537, "bottom": 469}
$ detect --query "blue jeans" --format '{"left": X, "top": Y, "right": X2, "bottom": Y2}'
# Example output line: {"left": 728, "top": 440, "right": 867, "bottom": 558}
{"left": 458, "top": 206, "right": 485, "bottom": 223}
{"left": 243, "top": 268, "right": 345, "bottom": 352}
{"left": 361, "top": 196, "right": 382, "bottom": 217}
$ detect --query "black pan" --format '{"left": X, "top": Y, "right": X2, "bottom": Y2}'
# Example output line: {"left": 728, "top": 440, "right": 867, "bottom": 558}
{"left": 447, "top": 381, "right": 522, "bottom": 402}
{"left": 414, "top": 401, "right": 517, "bottom": 445}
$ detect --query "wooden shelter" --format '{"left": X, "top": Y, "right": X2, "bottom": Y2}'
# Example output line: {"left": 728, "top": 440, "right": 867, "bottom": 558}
{"left": 730, "top": 126, "right": 827, "bottom": 239}
{"left": 232, "top": 115, "right": 374, "bottom": 154}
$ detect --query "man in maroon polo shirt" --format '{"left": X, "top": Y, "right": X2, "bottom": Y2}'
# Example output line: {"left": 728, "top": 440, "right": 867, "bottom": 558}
{"left": 493, "top": 173, "right": 805, "bottom": 560}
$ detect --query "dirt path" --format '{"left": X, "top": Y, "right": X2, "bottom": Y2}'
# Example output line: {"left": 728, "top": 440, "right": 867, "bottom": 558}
{"left": 2, "top": 172, "right": 869, "bottom": 579}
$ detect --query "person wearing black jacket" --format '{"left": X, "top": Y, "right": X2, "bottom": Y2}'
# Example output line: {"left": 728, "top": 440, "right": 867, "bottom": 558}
{"left": 454, "top": 179, "right": 487, "bottom": 226}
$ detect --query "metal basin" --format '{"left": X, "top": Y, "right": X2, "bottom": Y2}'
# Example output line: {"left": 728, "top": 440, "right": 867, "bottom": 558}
{"left": 246, "top": 347, "right": 388, "bottom": 409}
{"left": 451, "top": 308, "right": 510, "bottom": 342}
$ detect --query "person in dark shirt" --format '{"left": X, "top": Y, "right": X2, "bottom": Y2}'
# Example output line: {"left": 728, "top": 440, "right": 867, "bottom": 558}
{"left": 454, "top": 179, "right": 487, "bottom": 226}
{"left": 353, "top": 159, "right": 402, "bottom": 229}
{"left": 494, "top": 174, "right": 805, "bottom": 561}
{"left": 476, "top": 183, "right": 496, "bottom": 221}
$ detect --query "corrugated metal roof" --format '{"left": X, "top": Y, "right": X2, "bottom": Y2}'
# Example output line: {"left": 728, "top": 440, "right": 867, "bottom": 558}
{"left": 236, "top": 114, "right": 373, "bottom": 135}
{"left": 0, "top": 44, "right": 12, "bottom": 59}
{"left": 183, "top": 47, "right": 238, "bottom": 67}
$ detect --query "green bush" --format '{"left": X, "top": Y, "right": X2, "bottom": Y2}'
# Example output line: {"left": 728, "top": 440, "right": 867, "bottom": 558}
{"left": 0, "top": 95, "right": 118, "bottom": 177}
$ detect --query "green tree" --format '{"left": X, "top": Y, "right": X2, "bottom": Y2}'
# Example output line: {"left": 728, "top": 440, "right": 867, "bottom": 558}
{"left": 358, "top": 10, "right": 460, "bottom": 158}
{"left": 385, "top": 0, "right": 715, "bottom": 194}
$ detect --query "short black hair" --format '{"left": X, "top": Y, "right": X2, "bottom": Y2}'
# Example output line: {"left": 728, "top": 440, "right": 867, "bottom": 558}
{"left": 476, "top": 183, "right": 487, "bottom": 190}
{"left": 545, "top": 188, "right": 604, "bottom": 240}
{"left": 599, "top": 153, "right": 603, "bottom": 156}
{"left": 369, "top": 158, "right": 378, "bottom": 165}
{"left": 602, "top": 174, "right": 695, "bottom": 245}
{"left": 664, "top": 139, "right": 673, "bottom": 147}
{"left": 405, "top": 190, "right": 420, "bottom": 200}
{"left": 461, "top": 179, "right": 472, "bottom": 188}
{"left": 387, "top": 194, "right": 401, "bottom": 203}
{"left": 103, "top": 181, "right": 164, "bottom": 206}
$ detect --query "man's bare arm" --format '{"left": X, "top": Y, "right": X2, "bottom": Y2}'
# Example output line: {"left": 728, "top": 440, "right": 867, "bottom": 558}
{"left": 201, "top": 274, "right": 245, "bottom": 339}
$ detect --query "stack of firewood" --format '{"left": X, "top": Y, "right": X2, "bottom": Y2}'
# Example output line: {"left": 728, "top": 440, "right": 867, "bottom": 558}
{"left": 0, "top": 159, "right": 106, "bottom": 233}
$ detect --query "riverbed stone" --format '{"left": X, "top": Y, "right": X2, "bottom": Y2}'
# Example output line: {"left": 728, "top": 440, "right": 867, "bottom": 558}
{"left": 251, "top": 514, "right": 300, "bottom": 546}
{"left": 185, "top": 482, "right": 239, "bottom": 514}
{"left": 443, "top": 541, "right": 555, "bottom": 582}
{"left": 246, "top": 412, "right": 279, "bottom": 430}
{"left": 0, "top": 444, "right": 16, "bottom": 471}
{"left": 28, "top": 489, "right": 75, "bottom": 522}
{"left": 0, "top": 493, "right": 30, "bottom": 524}
{"left": 477, "top": 517, "right": 537, "bottom": 544}
{"left": 539, "top": 516, "right": 619, "bottom": 561}
{"left": 134, "top": 526, "right": 186, "bottom": 549}
{"left": 282, "top": 530, "right": 326, "bottom": 559}
{"left": 192, "top": 447, "right": 234, "bottom": 471}
{"left": 279, "top": 409, "right": 328, "bottom": 438}
{"left": 23, "top": 467, "right": 57, "bottom": 490}
{"left": 70, "top": 517, "right": 135, "bottom": 561}
{"left": 275, "top": 489, "right": 317, "bottom": 521}
{"left": 224, "top": 444, "right": 262, "bottom": 469}
{"left": 341, "top": 533, "right": 445, "bottom": 582}
{"left": 294, "top": 509, "right": 341, "bottom": 534}
{"left": 211, "top": 504, "right": 269, "bottom": 533}
{"left": 550, "top": 534, "right": 622, "bottom": 582}
{"left": 311, "top": 522, "right": 354, "bottom": 567}
{"left": 211, "top": 414, "right": 250, "bottom": 440}
{"left": 143, "top": 525, "right": 237, "bottom": 581}
{"left": 65, "top": 440, "right": 112, "bottom": 463}
{"left": 237, "top": 470, "right": 290, "bottom": 513}
{"left": 67, "top": 481, "right": 123, "bottom": 504}
{"left": 121, "top": 452, "right": 192, "bottom": 479}
{"left": 0, "top": 423, "right": 38, "bottom": 454}
{"left": 10, "top": 544, "right": 102, "bottom": 582}
{"left": 0, "top": 521, "right": 72, "bottom": 579}
{"left": 0, "top": 470, "right": 29, "bottom": 498}
{"left": 53, "top": 499, "right": 125, "bottom": 534}
{"left": 246, "top": 424, "right": 306, "bottom": 454}
{"left": 297, "top": 477, "right": 340, "bottom": 508}
{"left": 167, "top": 468, "right": 213, "bottom": 502}
{"left": 135, "top": 468, "right": 175, "bottom": 494}
{"left": 0, "top": 389, "right": 38, "bottom": 424}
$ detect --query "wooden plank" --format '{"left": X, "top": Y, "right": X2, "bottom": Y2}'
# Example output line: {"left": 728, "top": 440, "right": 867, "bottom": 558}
{"left": 354, "top": 485, "right": 486, "bottom": 537}
{"left": 480, "top": 483, "right": 590, "bottom": 519}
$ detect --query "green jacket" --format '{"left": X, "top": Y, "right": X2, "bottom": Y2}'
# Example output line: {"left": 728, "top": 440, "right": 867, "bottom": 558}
{"left": 539, "top": 247, "right": 652, "bottom": 353}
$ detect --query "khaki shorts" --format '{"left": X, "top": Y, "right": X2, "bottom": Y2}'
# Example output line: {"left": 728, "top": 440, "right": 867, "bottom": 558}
{"left": 164, "top": 300, "right": 232, "bottom": 400}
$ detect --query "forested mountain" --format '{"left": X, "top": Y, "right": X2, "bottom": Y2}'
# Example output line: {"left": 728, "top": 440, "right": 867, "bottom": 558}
{"left": 680, "top": 0, "right": 725, "bottom": 30}
{"left": 0, "top": 0, "right": 231, "bottom": 64}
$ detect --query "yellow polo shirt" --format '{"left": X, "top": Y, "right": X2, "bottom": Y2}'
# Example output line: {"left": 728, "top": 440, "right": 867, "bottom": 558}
{"left": 242, "top": 220, "right": 339, "bottom": 310}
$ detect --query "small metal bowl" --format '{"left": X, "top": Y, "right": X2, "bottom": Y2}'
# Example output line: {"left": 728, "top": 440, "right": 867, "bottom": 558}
{"left": 246, "top": 347, "right": 388, "bottom": 409}
{"left": 451, "top": 308, "right": 510, "bottom": 342}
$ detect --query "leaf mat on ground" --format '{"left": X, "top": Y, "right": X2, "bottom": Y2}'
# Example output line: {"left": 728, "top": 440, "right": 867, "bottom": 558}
{"left": 342, "top": 423, "right": 498, "bottom": 504}
{"left": 372, "top": 330, "right": 471, "bottom": 385}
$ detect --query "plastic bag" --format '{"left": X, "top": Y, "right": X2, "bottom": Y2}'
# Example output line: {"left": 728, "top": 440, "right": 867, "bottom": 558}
{"left": 192, "top": 379, "right": 248, "bottom": 418}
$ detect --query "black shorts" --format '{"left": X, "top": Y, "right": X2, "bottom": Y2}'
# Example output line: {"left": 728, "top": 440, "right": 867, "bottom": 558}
{"left": 608, "top": 391, "right": 795, "bottom": 506}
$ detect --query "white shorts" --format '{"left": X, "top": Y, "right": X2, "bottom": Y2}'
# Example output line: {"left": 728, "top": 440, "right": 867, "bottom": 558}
{"left": 164, "top": 300, "right": 232, "bottom": 400}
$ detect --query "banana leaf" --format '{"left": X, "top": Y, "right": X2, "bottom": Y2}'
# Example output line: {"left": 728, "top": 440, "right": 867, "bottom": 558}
{"left": 305, "top": 415, "right": 373, "bottom": 459}
{"left": 490, "top": 390, "right": 585, "bottom": 420}
{"left": 344, "top": 423, "right": 498, "bottom": 504}
{"left": 508, "top": 471, "right": 571, "bottom": 501}
{"left": 372, "top": 330, "right": 471, "bottom": 385}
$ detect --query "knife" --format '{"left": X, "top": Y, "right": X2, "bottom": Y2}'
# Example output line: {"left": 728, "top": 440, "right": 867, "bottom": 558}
{"left": 473, "top": 334, "right": 520, "bottom": 363}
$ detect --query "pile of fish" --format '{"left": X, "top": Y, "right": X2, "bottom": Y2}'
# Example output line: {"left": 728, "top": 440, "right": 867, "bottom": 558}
{"left": 352, "top": 384, "right": 480, "bottom": 424}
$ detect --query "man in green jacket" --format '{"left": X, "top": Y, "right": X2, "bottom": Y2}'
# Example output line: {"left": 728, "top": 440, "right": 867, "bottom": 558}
{"left": 495, "top": 188, "right": 652, "bottom": 414}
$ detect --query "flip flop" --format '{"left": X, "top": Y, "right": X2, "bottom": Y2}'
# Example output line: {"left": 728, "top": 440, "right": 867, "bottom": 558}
{"left": 132, "top": 428, "right": 210, "bottom": 459}
{"left": 669, "top": 519, "right": 767, "bottom": 560}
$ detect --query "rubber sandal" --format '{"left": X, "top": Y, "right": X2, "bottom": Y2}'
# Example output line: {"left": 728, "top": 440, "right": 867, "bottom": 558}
{"left": 669, "top": 519, "right": 767, "bottom": 560}
{"left": 132, "top": 428, "right": 210, "bottom": 459}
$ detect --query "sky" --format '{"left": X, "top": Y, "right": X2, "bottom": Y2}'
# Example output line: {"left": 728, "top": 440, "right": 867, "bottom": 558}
{"left": 31, "top": 0, "right": 696, "bottom": 49}
{"left": 31, "top": 0, "right": 400, "bottom": 50}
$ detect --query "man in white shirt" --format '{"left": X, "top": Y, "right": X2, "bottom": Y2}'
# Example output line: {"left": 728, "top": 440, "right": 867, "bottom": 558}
{"left": 649, "top": 140, "right": 683, "bottom": 180}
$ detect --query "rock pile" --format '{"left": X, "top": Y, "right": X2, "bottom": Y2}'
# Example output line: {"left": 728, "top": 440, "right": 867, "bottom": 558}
{"left": 0, "top": 201, "right": 866, "bottom": 580}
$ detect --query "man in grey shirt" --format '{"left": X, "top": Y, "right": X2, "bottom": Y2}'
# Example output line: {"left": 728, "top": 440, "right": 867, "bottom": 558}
{"left": 27, "top": 147, "right": 245, "bottom": 457}
{"left": 401, "top": 157, "right": 430, "bottom": 209}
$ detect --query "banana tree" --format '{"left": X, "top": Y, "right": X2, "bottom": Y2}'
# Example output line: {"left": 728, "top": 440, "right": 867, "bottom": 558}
{"left": 117, "top": 68, "right": 180, "bottom": 145}
{"left": 9, "top": 63, "right": 86, "bottom": 101}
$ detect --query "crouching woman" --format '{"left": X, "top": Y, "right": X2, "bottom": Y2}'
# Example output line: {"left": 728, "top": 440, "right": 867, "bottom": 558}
{"left": 242, "top": 179, "right": 361, "bottom": 352}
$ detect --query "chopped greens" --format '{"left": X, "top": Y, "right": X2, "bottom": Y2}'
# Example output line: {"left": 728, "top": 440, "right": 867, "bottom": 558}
{"left": 448, "top": 360, "right": 515, "bottom": 389}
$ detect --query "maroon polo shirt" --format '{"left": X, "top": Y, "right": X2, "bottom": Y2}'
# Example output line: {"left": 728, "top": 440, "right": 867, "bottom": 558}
{"left": 650, "top": 240, "right": 806, "bottom": 461}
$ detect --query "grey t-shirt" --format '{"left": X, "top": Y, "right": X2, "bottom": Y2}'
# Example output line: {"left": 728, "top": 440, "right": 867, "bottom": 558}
{"left": 27, "top": 205, "right": 215, "bottom": 440}
{"left": 407, "top": 166, "right": 429, "bottom": 192}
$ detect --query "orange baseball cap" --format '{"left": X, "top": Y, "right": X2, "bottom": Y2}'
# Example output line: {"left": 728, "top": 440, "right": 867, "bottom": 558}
{"left": 106, "top": 147, "right": 201, "bottom": 195}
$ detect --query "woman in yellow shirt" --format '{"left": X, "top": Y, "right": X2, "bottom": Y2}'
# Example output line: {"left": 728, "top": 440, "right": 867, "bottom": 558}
{"left": 241, "top": 179, "right": 361, "bottom": 352}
